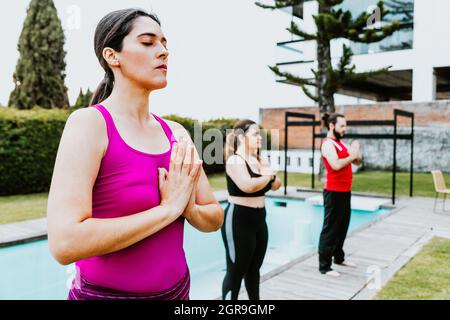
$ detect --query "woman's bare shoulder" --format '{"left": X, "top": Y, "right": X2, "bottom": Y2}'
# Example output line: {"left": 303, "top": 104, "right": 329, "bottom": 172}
{"left": 226, "top": 154, "right": 246, "bottom": 166}
{"left": 63, "top": 107, "right": 108, "bottom": 156}
{"left": 67, "top": 107, "right": 105, "bottom": 128}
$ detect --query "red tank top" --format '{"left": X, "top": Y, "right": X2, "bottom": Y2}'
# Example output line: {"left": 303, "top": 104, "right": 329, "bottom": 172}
{"left": 322, "top": 138, "right": 353, "bottom": 192}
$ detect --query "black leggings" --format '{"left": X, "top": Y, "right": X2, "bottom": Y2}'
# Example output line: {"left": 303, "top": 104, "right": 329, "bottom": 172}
{"left": 221, "top": 203, "right": 268, "bottom": 300}
{"left": 318, "top": 190, "right": 351, "bottom": 273}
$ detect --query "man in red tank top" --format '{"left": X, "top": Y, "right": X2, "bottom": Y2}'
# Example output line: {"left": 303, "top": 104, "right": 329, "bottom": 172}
{"left": 318, "top": 113, "right": 362, "bottom": 277}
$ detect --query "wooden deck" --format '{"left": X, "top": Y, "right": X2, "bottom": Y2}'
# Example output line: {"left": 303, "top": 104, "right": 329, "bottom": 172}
{"left": 238, "top": 195, "right": 450, "bottom": 300}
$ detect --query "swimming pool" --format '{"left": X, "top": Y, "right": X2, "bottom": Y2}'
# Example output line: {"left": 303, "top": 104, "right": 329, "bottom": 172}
{"left": 0, "top": 196, "right": 390, "bottom": 300}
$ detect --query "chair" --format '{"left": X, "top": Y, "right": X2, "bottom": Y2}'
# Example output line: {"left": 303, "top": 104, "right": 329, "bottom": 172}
{"left": 431, "top": 170, "right": 450, "bottom": 212}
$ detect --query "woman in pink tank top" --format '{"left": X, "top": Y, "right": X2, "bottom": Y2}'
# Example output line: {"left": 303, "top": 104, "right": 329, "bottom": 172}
{"left": 46, "top": 9, "right": 224, "bottom": 300}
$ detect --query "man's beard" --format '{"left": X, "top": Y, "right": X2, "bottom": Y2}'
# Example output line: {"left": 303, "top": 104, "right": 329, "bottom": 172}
{"left": 333, "top": 129, "right": 344, "bottom": 141}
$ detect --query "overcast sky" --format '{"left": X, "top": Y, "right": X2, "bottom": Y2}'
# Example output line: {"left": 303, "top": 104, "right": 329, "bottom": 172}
{"left": 0, "top": 0, "right": 314, "bottom": 121}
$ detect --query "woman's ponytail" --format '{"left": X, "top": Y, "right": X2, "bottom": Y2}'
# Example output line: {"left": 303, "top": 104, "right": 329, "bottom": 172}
{"left": 90, "top": 71, "right": 114, "bottom": 105}
{"left": 225, "top": 130, "right": 237, "bottom": 161}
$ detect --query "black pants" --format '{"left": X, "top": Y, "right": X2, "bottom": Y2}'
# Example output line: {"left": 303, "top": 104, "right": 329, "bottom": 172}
{"left": 221, "top": 203, "right": 268, "bottom": 300}
{"left": 318, "top": 190, "right": 351, "bottom": 273}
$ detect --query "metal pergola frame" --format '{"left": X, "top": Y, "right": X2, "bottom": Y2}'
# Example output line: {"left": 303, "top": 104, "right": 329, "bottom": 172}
{"left": 283, "top": 109, "right": 415, "bottom": 205}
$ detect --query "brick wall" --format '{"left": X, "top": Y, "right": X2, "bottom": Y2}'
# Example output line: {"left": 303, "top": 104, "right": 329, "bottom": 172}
{"left": 260, "top": 100, "right": 450, "bottom": 149}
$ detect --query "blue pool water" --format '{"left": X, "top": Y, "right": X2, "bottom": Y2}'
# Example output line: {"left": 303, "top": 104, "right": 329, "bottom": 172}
{"left": 0, "top": 197, "right": 390, "bottom": 300}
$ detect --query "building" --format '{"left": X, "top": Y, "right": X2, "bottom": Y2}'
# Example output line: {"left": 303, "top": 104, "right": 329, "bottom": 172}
{"left": 261, "top": 0, "right": 450, "bottom": 173}
{"left": 273, "top": 0, "right": 450, "bottom": 103}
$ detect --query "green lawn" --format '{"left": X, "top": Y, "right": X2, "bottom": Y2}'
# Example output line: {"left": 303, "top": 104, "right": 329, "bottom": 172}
{"left": 209, "top": 170, "right": 448, "bottom": 198}
{"left": 0, "top": 193, "right": 48, "bottom": 225}
{"left": 375, "top": 237, "right": 450, "bottom": 300}
{"left": 0, "top": 171, "right": 448, "bottom": 225}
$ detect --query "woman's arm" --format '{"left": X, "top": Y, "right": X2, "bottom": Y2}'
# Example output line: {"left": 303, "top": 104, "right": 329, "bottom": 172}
{"left": 271, "top": 177, "right": 282, "bottom": 191}
{"left": 47, "top": 109, "right": 198, "bottom": 265}
{"left": 166, "top": 121, "right": 224, "bottom": 232}
{"left": 226, "top": 155, "right": 273, "bottom": 193}
{"left": 183, "top": 169, "right": 224, "bottom": 232}
{"left": 260, "top": 156, "right": 281, "bottom": 191}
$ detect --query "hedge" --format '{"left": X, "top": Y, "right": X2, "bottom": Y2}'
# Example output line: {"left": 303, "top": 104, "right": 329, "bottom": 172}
{"left": 0, "top": 107, "right": 69, "bottom": 195}
{"left": 0, "top": 106, "right": 241, "bottom": 196}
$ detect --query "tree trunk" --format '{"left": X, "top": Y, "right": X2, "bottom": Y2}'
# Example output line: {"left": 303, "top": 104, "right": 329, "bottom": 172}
{"left": 316, "top": 3, "right": 335, "bottom": 115}
{"left": 317, "top": 38, "right": 335, "bottom": 115}
{"left": 316, "top": 3, "right": 335, "bottom": 182}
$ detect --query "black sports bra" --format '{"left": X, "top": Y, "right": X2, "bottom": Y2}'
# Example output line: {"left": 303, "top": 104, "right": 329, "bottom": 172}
{"left": 226, "top": 155, "right": 274, "bottom": 197}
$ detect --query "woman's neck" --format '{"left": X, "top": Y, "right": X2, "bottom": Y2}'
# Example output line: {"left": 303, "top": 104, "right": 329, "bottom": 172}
{"left": 235, "top": 147, "right": 257, "bottom": 160}
{"left": 102, "top": 77, "right": 153, "bottom": 123}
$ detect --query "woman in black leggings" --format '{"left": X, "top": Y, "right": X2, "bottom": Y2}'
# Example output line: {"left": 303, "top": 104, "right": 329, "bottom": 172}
{"left": 221, "top": 120, "right": 281, "bottom": 300}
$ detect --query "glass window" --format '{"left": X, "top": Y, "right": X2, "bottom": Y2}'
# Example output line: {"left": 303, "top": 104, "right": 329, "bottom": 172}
{"left": 339, "top": 0, "right": 414, "bottom": 54}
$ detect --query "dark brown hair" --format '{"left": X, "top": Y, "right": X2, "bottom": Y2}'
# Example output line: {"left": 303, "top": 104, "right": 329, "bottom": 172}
{"left": 322, "top": 112, "right": 345, "bottom": 130}
{"left": 90, "top": 9, "right": 161, "bottom": 105}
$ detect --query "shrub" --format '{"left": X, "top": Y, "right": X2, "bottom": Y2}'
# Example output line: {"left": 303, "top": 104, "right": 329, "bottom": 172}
{"left": 0, "top": 106, "right": 69, "bottom": 195}
{"left": 0, "top": 107, "right": 242, "bottom": 195}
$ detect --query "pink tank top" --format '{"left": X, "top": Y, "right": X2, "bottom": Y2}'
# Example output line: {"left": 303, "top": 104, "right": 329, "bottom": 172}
{"left": 75, "top": 104, "right": 187, "bottom": 293}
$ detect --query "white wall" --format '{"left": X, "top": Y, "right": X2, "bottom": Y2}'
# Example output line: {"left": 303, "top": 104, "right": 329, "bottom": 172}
{"left": 411, "top": 0, "right": 450, "bottom": 101}
{"left": 261, "top": 148, "right": 361, "bottom": 174}
{"left": 261, "top": 149, "right": 321, "bottom": 174}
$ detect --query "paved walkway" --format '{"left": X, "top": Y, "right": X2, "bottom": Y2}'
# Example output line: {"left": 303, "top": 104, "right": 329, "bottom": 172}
{"left": 0, "top": 218, "right": 47, "bottom": 248}
{"left": 237, "top": 194, "right": 450, "bottom": 300}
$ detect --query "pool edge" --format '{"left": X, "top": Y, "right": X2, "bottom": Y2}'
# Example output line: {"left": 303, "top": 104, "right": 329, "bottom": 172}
{"left": 0, "top": 234, "right": 48, "bottom": 248}
{"left": 0, "top": 190, "right": 395, "bottom": 250}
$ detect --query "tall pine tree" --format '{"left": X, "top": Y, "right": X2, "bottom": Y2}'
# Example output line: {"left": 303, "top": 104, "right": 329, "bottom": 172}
{"left": 72, "top": 88, "right": 93, "bottom": 110}
{"left": 9, "top": 0, "right": 69, "bottom": 109}
{"left": 257, "top": 0, "right": 408, "bottom": 115}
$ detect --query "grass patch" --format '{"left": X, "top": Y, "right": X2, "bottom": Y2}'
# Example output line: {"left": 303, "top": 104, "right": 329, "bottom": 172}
{"left": 375, "top": 237, "right": 450, "bottom": 300}
{"left": 278, "top": 170, "right": 448, "bottom": 198}
{"left": 207, "top": 173, "right": 228, "bottom": 191}
{"left": 0, "top": 193, "right": 48, "bottom": 225}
